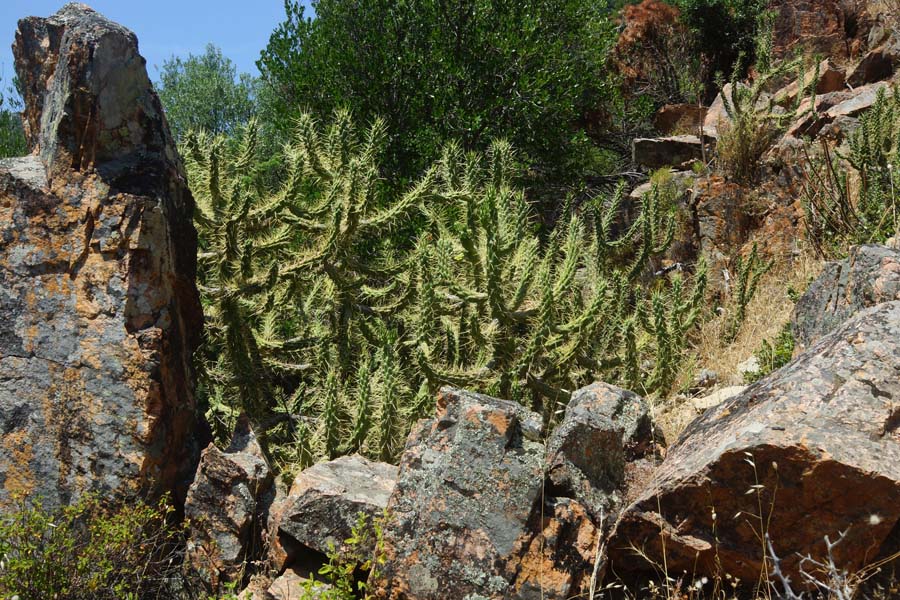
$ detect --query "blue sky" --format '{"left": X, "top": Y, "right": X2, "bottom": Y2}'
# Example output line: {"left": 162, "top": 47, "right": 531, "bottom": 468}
{"left": 0, "top": 1, "right": 313, "bottom": 85}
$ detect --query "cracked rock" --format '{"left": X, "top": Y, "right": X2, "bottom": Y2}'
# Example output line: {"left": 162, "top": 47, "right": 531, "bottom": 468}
{"left": 793, "top": 244, "right": 900, "bottom": 350}
{"left": 0, "top": 3, "right": 203, "bottom": 510}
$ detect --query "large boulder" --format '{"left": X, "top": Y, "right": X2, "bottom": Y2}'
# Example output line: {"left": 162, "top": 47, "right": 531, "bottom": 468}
{"left": 607, "top": 301, "right": 900, "bottom": 590}
{"left": 372, "top": 387, "right": 609, "bottom": 600}
{"left": 269, "top": 454, "right": 397, "bottom": 572}
{"left": 371, "top": 387, "right": 548, "bottom": 599}
{"left": 793, "top": 244, "right": 900, "bottom": 350}
{"left": 0, "top": 4, "right": 203, "bottom": 508}
{"left": 185, "top": 421, "right": 274, "bottom": 590}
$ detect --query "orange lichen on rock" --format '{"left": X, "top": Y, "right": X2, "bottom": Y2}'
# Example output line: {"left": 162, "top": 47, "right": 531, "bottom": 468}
{"left": 0, "top": 4, "right": 203, "bottom": 511}
{"left": 1, "top": 431, "right": 36, "bottom": 497}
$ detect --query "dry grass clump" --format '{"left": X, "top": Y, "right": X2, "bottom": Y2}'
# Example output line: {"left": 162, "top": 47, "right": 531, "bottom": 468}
{"left": 715, "top": 112, "right": 780, "bottom": 184}
{"left": 875, "top": 1, "right": 900, "bottom": 27}
{"left": 655, "top": 250, "right": 823, "bottom": 443}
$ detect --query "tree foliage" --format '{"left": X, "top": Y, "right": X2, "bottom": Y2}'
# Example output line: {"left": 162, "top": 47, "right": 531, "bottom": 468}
{"left": 0, "top": 494, "right": 182, "bottom": 600}
{"left": 674, "top": 0, "right": 767, "bottom": 91}
{"left": 0, "top": 75, "right": 26, "bottom": 159}
{"left": 158, "top": 44, "right": 256, "bottom": 142}
{"left": 257, "top": 0, "right": 617, "bottom": 183}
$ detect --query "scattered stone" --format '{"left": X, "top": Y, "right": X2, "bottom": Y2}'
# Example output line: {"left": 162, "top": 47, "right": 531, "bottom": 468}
{"left": 691, "top": 385, "right": 746, "bottom": 412}
{"left": 237, "top": 568, "right": 331, "bottom": 600}
{"left": 736, "top": 355, "right": 761, "bottom": 378}
{"left": 693, "top": 369, "right": 719, "bottom": 390}
{"left": 185, "top": 420, "right": 274, "bottom": 590}
{"left": 608, "top": 301, "right": 900, "bottom": 590}
{"left": 785, "top": 89, "right": 856, "bottom": 137}
{"left": 846, "top": 44, "right": 896, "bottom": 87}
{"left": 0, "top": 3, "right": 203, "bottom": 509}
{"left": 632, "top": 135, "right": 712, "bottom": 170}
{"left": 269, "top": 455, "right": 397, "bottom": 572}
{"left": 827, "top": 81, "right": 892, "bottom": 119}
{"left": 266, "top": 568, "right": 330, "bottom": 600}
{"left": 793, "top": 244, "right": 900, "bottom": 349}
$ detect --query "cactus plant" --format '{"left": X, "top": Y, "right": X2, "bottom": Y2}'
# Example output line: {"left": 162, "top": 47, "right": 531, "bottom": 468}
{"left": 185, "top": 113, "right": 709, "bottom": 465}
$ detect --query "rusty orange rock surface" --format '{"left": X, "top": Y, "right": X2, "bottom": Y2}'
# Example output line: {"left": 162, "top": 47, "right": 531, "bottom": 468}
{"left": 0, "top": 4, "right": 203, "bottom": 509}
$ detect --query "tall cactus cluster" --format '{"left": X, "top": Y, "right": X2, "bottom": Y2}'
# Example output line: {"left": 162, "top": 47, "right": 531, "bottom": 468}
{"left": 185, "top": 111, "right": 707, "bottom": 467}
{"left": 801, "top": 85, "right": 900, "bottom": 256}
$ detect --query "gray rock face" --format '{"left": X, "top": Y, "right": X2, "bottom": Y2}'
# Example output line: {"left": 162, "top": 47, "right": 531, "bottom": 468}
{"left": 0, "top": 4, "right": 203, "bottom": 509}
{"left": 545, "top": 382, "right": 660, "bottom": 521}
{"left": 269, "top": 455, "right": 397, "bottom": 571}
{"left": 793, "top": 244, "right": 900, "bottom": 349}
{"left": 372, "top": 387, "right": 548, "bottom": 599}
{"left": 608, "top": 301, "right": 900, "bottom": 590}
{"left": 15, "top": 3, "right": 180, "bottom": 183}
{"left": 632, "top": 135, "right": 712, "bottom": 170}
{"left": 186, "top": 421, "right": 274, "bottom": 590}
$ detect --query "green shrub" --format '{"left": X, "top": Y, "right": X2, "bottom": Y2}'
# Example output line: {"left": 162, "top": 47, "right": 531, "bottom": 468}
{"left": 743, "top": 322, "right": 794, "bottom": 383}
{"left": 674, "top": 0, "right": 767, "bottom": 95}
{"left": 0, "top": 76, "right": 26, "bottom": 159}
{"left": 0, "top": 494, "right": 182, "bottom": 600}
{"left": 301, "top": 512, "right": 387, "bottom": 599}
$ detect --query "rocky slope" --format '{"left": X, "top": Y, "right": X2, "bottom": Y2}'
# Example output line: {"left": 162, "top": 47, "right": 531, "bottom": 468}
{"left": 2, "top": 2, "right": 900, "bottom": 600}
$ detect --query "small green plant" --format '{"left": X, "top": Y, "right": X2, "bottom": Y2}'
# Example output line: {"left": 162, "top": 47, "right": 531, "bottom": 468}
{"left": 301, "top": 511, "right": 387, "bottom": 599}
{"left": 726, "top": 243, "right": 773, "bottom": 342}
{"left": 743, "top": 322, "right": 794, "bottom": 383}
{"left": 0, "top": 494, "right": 182, "bottom": 600}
